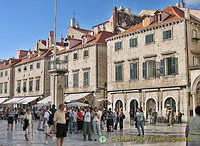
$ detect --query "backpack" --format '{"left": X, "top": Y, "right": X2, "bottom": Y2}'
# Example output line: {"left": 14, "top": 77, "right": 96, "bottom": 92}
{"left": 47, "top": 111, "right": 54, "bottom": 125}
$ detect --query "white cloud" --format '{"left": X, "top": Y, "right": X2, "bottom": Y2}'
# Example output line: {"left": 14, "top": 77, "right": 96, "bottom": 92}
{"left": 185, "top": 0, "right": 200, "bottom": 6}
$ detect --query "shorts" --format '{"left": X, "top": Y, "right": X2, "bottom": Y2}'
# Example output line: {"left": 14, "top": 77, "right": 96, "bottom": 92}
{"left": 56, "top": 123, "right": 66, "bottom": 138}
{"left": 44, "top": 125, "right": 53, "bottom": 134}
{"left": 130, "top": 117, "right": 133, "bottom": 120}
{"left": 8, "top": 117, "right": 14, "bottom": 124}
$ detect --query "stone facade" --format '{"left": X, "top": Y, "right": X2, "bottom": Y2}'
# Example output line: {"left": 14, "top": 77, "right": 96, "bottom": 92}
{"left": 106, "top": 6, "right": 200, "bottom": 122}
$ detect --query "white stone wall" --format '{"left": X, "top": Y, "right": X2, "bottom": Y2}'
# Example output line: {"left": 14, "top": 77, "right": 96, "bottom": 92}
{"left": 0, "top": 67, "right": 12, "bottom": 97}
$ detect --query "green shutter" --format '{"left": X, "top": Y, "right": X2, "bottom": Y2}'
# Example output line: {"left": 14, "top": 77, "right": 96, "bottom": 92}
{"left": 172, "top": 57, "right": 178, "bottom": 75}
{"left": 153, "top": 60, "right": 156, "bottom": 77}
{"left": 160, "top": 59, "right": 165, "bottom": 76}
{"left": 134, "top": 63, "right": 137, "bottom": 79}
{"left": 143, "top": 62, "right": 147, "bottom": 78}
{"left": 130, "top": 63, "right": 133, "bottom": 79}
{"left": 168, "top": 30, "right": 171, "bottom": 38}
{"left": 163, "top": 31, "right": 167, "bottom": 39}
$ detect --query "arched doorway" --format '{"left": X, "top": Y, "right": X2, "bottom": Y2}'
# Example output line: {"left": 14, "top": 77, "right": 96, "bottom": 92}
{"left": 196, "top": 82, "right": 200, "bottom": 106}
{"left": 130, "top": 99, "right": 138, "bottom": 118}
{"left": 115, "top": 100, "right": 123, "bottom": 110}
{"left": 164, "top": 97, "right": 176, "bottom": 112}
{"left": 146, "top": 98, "right": 156, "bottom": 119}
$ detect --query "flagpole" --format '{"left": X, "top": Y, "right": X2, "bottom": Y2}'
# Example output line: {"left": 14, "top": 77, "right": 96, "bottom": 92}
{"left": 53, "top": 0, "right": 57, "bottom": 105}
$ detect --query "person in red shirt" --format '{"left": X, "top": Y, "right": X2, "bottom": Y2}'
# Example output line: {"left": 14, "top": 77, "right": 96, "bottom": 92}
{"left": 77, "top": 109, "right": 83, "bottom": 133}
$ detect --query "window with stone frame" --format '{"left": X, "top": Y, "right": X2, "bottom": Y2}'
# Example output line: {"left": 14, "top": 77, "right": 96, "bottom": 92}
{"left": 83, "top": 72, "right": 89, "bottom": 86}
{"left": 5, "top": 71, "right": 8, "bottom": 76}
{"left": 36, "top": 79, "right": 40, "bottom": 91}
{"left": 129, "top": 38, "right": 137, "bottom": 47}
{"left": 115, "top": 42, "right": 122, "bottom": 51}
{"left": 29, "top": 80, "right": 33, "bottom": 92}
{"left": 64, "top": 75, "right": 68, "bottom": 88}
{"left": 36, "top": 62, "right": 40, "bottom": 69}
{"left": 23, "top": 81, "right": 27, "bottom": 92}
{"left": 4, "top": 82, "right": 7, "bottom": 93}
{"left": 130, "top": 62, "right": 138, "bottom": 80}
{"left": 73, "top": 53, "right": 78, "bottom": 60}
{"left": 0, "top": 84, "right": 2, "bottom": 94}
{"left": 163, "top": 30, "right": 172, "bottom": 40}
{"left": 17, "top": 81, "right": 21, "bottom": 93}
{"left": 64, "top": 55, "right": 68, "bottom": 62}
{"left": 83, "top": 50, "right": 89, "bottom": 58}
{"left": 115, "top": 64, "right": 123, "bottom": 81}
{"left": 143, "top": 60, "right": 156, "bottom": 78}
{"left": 73, "top": 73, "right": 78, "bottom": 87}
{"left": 145, "top": 34, "right": 154, "bottom": 44}
{"left": 30, "top": 64, "right": 33, "bottom": 70}
{"left": 160, "top": 57, "right": 178, "bottom": 76}
{"left": 0, "top": 72, "right": 3, "bottom": 77}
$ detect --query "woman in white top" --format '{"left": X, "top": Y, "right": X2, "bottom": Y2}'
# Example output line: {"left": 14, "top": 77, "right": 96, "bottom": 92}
{"left": 24, "top": 108, "right": 33, "bottom": 141}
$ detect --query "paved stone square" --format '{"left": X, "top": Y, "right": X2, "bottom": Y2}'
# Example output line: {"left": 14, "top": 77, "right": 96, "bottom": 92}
{"left": 0, "top": 120, "right": 187, "bottom": 146}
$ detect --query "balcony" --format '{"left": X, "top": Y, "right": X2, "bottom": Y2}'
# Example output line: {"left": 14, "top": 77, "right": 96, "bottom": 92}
{"left": 48, "top": 60, "right": 68, "bottom": 73}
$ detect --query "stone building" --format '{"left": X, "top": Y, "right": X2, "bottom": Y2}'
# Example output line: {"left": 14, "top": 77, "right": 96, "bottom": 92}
{"left": 93, "top": 6, "right": 143, "bottom": 34}
{"left": 49, "top": 19, "right": 114, "bottom": 107}
{"left": 0, "top": 59, "right": 20, "bottom": 104}
{"left": 106, "top": 5, "right": 200, "bottom": 122}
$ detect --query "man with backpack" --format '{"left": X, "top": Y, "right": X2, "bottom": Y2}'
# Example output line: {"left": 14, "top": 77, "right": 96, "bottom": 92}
{"left": 43, "top": 106, "right": 56, "bottom": 144}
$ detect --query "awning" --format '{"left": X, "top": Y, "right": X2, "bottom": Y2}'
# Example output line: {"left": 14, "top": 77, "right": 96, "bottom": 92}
{"left": 16, "top": 96, "right": 40, "bottom": 105}
{"left": 3, "top": 98, "right": 24, "bottom": 105}
{"left": 64, "top": 93, "right": 91, "bottom": 103}
{"left": 37, "top": 96, "right": 51, "bottom": 104}
{"left": 66, "top": 102, "right": 90, "bottom": 107}
{"left": 0, "top": 98, "right": 8, "bottom": 104}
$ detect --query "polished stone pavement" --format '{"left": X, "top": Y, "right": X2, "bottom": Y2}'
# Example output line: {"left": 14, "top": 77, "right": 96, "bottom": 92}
{"left": 0, "top": 120, "right": 187, "bottom": 146}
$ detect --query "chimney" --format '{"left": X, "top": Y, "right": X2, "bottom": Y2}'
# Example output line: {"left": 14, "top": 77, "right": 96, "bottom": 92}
{"left": 185, "top": 8, "right": 190, "bottom": 19}
{"left": 119, "top": 6, "right": 125, "bottom": 11}
{"left": 176, "top": 0, "right": 180, "bottom": 7}
{"left": 71, "top": 18, "right": 76, "bottom": 28}
{"left": 49, "top": 31, "right": 54, "bottom": 47}
{"left": 181, "top": 0, "right": 185, "bottom": 8}
{"left": 126, "top": 8, "right": 131, "bottom": 15}
{"left": 76, "top": 22, "right": 79, "bottom": 28}
{"left": 60, "top": 36, "right": 64, "bottom": 43}
{"left": 113, "top": 6, "right": 117, "bottom": 33}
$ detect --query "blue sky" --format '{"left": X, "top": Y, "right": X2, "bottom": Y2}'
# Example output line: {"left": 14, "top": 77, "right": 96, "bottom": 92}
{"left": 0, "top": 0, "right": 199, "bottom": 60}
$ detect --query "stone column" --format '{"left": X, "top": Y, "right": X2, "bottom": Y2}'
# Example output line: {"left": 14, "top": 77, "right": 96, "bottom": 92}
{"left": 192, "top": 92, "right": 197, "bottom": 117}
{"left": 50, "top": 72, "right": 65, "bottom": 109}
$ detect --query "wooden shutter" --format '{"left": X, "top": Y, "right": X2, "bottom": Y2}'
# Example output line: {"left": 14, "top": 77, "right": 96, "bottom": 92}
{"left": 143, "top": 62, "right": 147, "bottom": 78}
{"left": 172, "top": 57, "right": 178, "bottom": 75}
{"left": 153, "top": 60, "right": 156, "bottom": 77}
{"left": 160, "top": 59, "right": 165, "bottom": 76}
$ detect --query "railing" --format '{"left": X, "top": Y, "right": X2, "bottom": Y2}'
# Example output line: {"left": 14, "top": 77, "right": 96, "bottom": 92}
{"left": 48, "top": 60, "right": 68, "bottom": 71}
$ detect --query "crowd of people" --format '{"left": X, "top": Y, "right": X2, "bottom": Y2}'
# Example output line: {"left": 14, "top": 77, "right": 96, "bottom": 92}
{"left": 2, "top": 105, "right": 200, "bottom": 146}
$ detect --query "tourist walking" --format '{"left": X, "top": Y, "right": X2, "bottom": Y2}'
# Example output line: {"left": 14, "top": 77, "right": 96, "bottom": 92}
{"left": 77, "top": 109, "right": 83, "bottom": 133}
{"left": 129, "top": 109, "right": 134, "bottom": 125}
{"left": 185, "top": 106, "right": 200, "bottom": 146}
{"left": 177, "top": 110, "right": 182, "bottom": 124}
{"left": 169, "top": 109, "right": 175, "bottom": 126}
{"left": 83, "top": 107, "right": 92, "bottom": 141}
{"left": 7, "top": 108, "right": 15, "bottom": 131}
{"left": 24, "top": 108, "right": 33, "bottom": 141}
{"left": 152, "top": 109, "right": 158, "bottom": 125}
{"left": 14, "top": 108, "right": 18, "bottom": 124}
{"left": 54, "top": 103, "right": 66, "bottom": 146}
{"left": 114, "top": 108, "right": 119, "bottom": 130}
{"left": 136, "top": 108, "right": 145, "bottom": 136}
{"left": 107, "top": 108, "right": 114, "bottom": 132}
{"left": 69, "top": 108, "right": 77, "bottom": 134}
{"left": 65, "top": 108, "right": 70, "bottom": 134}
{"left": 20, "top": 108, "right": 25, "bottom": 124}
{"left": 101, "top": 110, "right": 106, "bottom": 130}
{"left": 92, "top": 107, "right": 101, "bottom": 141}
{"left": 119, "top": 108, "right": 125, "bottom": 131}
{"left": 148, "top": 108, "right": 153, "bottom": 125}
{"left": 43, "top": 106, "right": 56, "bottom": 144}
{"left": 37, "top": 108, "right": 44, "bottom": 130}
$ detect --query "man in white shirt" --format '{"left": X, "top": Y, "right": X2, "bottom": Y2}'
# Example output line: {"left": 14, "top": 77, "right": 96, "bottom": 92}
{"left": 83, "top": 107, "right": 92, "bottom": 141}
{"left": 43, "top": 106, "right": 56, "bottom": 145}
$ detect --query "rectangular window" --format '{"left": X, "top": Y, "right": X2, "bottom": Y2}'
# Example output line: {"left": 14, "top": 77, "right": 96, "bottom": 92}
{"left": 130, "top": 62, "right": 138, "bottom": 80}
{"left": 73, "top": 73, "right": 78, "bottom": 87}
{"left": 0, "top": 72, "right": 3, "bottom": 77}
{"left": 5, "top": 71, "right": 8, "bottom": 76}
{"left": 115, "top": 65, "right": 123, "bottom": 81}
{"left": 83, "top": 72, "right": 89, "bottom": 86}
{"left": 64, "top": 75, "right": 68, "bottom": 88}
{"left": 129, "top": 38, "right": 137, "bottom": 47}
{"left": 64, "top": 55, "right": 68, "bottom": 62}
{"left": 74, "top": 53, "right": 78, "bottom": 60}
{"left": 160, "top": 57, "right": 178, "bottom": 76}
{"left": 143, "top": 60, "right": 155, "bottom": 78}
{"left": 36, "top": 63, "right": 40, "bottom": 69}
{"left": 145, "top": 34, "right": 154, "bottom": 44}
{"left": 29, "top": 80, "right": 33, "bottom": 91}
{"left": 4, "top": 82, "right": 7, "bottom": 93}
{"left": 36, "top": 79, "right": 40, "bottom": 91}
{"left": 56, "top": 58, "right": 60, "bottom": 64}
{"left": 18, "top": 68, "right": 21, "bottom": 72}
{"left": 23, "top": 81, "right": 27, "bottom": 92}
{"left": 0, "top": 84, "right": 2, "bottom": 94}
{"left": 163, "top": 30, "right": 172, "bottom": 40}
{"left": 30, "top": 64, "right": 33, "bottom": 70}
{"left": 115, "top": 42, "right": 122, "bottom": 51}
{"left": 83, "top": 50, "right": 89, "bottom": 57}
{"left": 24, "top": 66, "right": 27, "bottom": 71}
{"left": 17, "top": 81, "right": 21, "bottom": 93}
